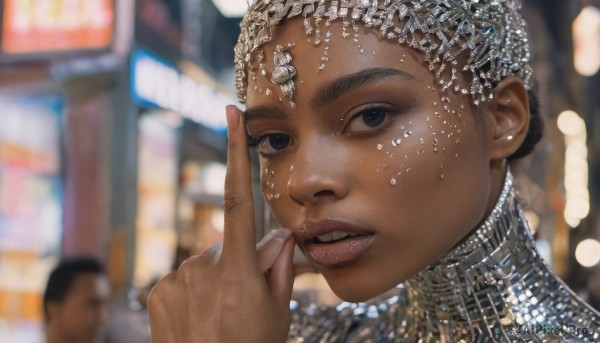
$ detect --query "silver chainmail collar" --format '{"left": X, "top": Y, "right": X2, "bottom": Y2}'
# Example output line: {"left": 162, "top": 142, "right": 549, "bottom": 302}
{"left": 235, "top": 0, "right": 533, "bottom": 106}
{"left": 288, "top": 170, "right": 600, "bottom": 342}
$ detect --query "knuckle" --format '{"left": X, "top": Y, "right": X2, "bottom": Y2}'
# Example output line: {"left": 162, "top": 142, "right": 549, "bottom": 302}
{"left": 176, "top": 255, "right": 208, "bottom": 278}
{"left": 146, "top": 291, "right": 161, "bottom": 312}
{"left": 177, "top": 255, "right": 200, "bottom": 272}
{"left": 227, "top": 137, "right": 240, "bottom": 150}
{"left": 175, "top": 255, "right": 218, "bottom": 289}
{"left": 147, "top": 272, "right": 176, "bottom": 306}
{"left": 223, "top": 194, "right": 245, "bottom": 214}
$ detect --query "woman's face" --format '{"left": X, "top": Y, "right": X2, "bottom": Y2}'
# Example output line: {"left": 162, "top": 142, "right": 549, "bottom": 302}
{"left": 245, "top": 18, "right": 500, "bottom": 302}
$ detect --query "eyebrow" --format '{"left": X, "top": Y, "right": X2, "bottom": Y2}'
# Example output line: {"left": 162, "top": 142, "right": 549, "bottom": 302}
{"left": 312, "top": 67, "right": 418, "bottom": 108}
{"left": 244, "top": 104, "right": 287, "bottom": 122}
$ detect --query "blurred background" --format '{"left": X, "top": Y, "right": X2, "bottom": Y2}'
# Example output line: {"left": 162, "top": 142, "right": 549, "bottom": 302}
{"left": 0, "top": 0, "right": 598, "bottom": 342}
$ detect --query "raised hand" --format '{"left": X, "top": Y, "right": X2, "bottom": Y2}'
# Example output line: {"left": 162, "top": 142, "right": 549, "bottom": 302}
{"left": 148, "top": 105, "right": 296, "bottom": 343}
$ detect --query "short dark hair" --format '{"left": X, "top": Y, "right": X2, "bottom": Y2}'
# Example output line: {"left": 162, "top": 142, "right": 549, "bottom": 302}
{"left": 43, "top": 256, "right": 106, "bottom": 321}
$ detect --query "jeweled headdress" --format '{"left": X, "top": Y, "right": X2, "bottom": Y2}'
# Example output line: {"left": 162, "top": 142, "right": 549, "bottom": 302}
{"left": 234, "top": 0, "right": 533, "bottom": 105}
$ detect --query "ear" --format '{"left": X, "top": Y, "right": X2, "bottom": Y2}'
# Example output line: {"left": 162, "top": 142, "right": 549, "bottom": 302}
{"left": 484, "top": 76, "right": 530, "bottom": 160}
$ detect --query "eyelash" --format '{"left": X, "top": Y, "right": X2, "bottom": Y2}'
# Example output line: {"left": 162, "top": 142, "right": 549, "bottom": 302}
{"left": 247, "top": 135, "right": 259, "bottom": 147}
{"left": 247, "top": 103, "right": 402, "bottom": 155}
{"left": 248, "top": 133, "right": 291, "bottom": 157}
{"left": 344, "top": 104, "right": 401, "bottom": 134}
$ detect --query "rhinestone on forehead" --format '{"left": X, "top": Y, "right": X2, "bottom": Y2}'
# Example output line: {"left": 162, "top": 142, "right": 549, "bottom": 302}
{"left": 234, "top": 0, "right": 533, "bottom": 105}
{"left": 271, "top": 44, "right": 297, "bottom": 103}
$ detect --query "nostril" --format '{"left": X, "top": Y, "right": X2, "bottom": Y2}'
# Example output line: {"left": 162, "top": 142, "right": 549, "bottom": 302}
{"left": 314, "top": 190, "right": 335, "bottom": 198}
{"left": 287, "top": 167, "right": 347, "bottom": 204}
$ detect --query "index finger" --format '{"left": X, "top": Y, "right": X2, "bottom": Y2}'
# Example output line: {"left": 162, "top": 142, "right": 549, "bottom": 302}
{"left": 221, "top": 105, "right": 257, "bottom": 263}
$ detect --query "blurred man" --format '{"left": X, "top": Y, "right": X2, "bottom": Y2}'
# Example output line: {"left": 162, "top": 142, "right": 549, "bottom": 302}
{"left": 43, "top": 257, "right": 111, "bottom": 343}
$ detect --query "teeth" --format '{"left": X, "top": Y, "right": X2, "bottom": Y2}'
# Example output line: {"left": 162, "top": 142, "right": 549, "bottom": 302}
{"left": 315, "top": 231, "right": 361, "bottom": 243}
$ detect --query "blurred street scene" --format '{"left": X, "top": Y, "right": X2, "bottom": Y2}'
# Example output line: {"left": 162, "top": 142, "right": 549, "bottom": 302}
{"left": 0, "top": 0, "right": 598, "bottom": 342}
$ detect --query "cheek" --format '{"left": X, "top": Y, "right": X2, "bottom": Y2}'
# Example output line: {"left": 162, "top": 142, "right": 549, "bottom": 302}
{"left": 61, "top": 304, "right": 88, "bottom": 329}
{"left": 259, "top": 156, "right": 306, "bottom": 229}
{"left": 402, "top": 102, "right": 488, "bottom": 223}
{"left": 372, "top": 100, "right": 474, "bottom": 187}
{"left": 364, "top": 98, "right": 489, "bottom": 235}
{"left": 259, "top": 158, "right": 288, "bottom": 203}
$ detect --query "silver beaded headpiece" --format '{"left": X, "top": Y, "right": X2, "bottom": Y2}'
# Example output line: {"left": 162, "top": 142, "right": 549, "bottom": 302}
{"left": 234, "top": 0, "right": 533, "bottom": 106}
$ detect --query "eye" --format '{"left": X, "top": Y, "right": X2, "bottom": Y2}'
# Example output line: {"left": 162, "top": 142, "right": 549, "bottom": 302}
{"left": 250, "top": 133, "right": 291, "bottom": 155}
{"left": 345, "top": 105, "right": 398, "bottom": 134}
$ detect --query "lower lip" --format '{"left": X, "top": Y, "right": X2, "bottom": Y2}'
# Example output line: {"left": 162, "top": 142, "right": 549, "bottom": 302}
{"left": 304, "top": 234, "right": 376, "bottom": 268}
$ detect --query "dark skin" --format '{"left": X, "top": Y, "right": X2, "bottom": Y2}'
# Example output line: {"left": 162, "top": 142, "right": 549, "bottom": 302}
{"left": 148, "top": 17, "right": 530, "bottom": 342}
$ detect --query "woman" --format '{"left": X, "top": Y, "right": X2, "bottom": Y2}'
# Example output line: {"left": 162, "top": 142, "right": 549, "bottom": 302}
{"left": 148, "top": 0, "right": 600, "bottom": 341}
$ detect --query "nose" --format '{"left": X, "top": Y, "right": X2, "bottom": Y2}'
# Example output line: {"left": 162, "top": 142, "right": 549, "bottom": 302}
{"left": 286, "top": 137, "right": 349, "bottom": 205}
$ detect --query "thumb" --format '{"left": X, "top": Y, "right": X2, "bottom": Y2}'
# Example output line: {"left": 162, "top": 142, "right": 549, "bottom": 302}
{"left": 257, "top": 229, "right": 292, "bottom": 273}
{"left": 268, "top": 236, "right": 296, "bottom": 312}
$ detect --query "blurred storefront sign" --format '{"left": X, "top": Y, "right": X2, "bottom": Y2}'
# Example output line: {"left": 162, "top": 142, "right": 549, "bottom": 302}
{"left": 178, "top": 161, "right": 225, "bottom": 257}
{"left": 0, "top": 96, "right": 63, "bottom": 342}
{"left": 0, "top": 1, "right": 119, "bottom": 332}
{"left": 0, "top": 2, "right": 236, "bottom": 339}
{"left": 134, "top": 113, "right": 178, "bottom": 289}
{"left": 131, "top": 48, "right": 228, "bottom": 132}
{"left": 128, "top": 46, "right": 235, "bottom": 291}
{"left": 1, "top": 0, "right": 115, "bottom": 56}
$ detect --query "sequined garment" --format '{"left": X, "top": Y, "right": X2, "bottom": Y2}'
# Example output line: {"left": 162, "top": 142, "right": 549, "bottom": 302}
{"left": 235, "top": 0, "right": 533, "bottom": 105}
{"left": 288, "top": 171, "right": 600, "bottom": 342}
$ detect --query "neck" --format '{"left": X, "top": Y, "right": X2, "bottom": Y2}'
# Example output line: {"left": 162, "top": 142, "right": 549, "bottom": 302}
{"left": 402, "top": 170, "right": 600, "bottom": 342}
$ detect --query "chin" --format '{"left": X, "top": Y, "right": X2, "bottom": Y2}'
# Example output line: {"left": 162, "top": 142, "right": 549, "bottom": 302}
{"left": 328, "top": 283, "right": 393, "bottom": 303}
{"left": 323, "top": 272, "right": 402, "bottom": 303}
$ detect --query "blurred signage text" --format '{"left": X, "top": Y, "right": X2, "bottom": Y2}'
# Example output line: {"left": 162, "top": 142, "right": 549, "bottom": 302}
{"left": 131, "top": 49, "right": 229, "bottom": 131}
{"left": 1, "top": 0, "right": 114, "bottom": 55}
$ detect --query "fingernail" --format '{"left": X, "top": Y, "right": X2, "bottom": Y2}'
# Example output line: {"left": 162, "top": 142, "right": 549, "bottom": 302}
{"left": 271, "top": 228, "right": 292, "bottom": 241}
{"left": 257, "top": 229, "right": 292, "bottom": 249}
{"left": 226, "top": 105, "right": 240, "bottom": 130}
{"left": 270, "top": 238, "right": 285, "bottom": 255}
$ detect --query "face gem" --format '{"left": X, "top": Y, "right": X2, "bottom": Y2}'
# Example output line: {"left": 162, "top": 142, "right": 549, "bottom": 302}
{"left": 270, "top": 45, "right": 298, "bottom": 102}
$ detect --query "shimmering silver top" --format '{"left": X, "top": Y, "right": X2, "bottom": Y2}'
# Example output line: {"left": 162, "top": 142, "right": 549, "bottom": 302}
{"left": 235, "top": 0, "right": 533, "bottom": 105}
{"left": 288, "top": 171, "right": 600, "bottom": 342}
